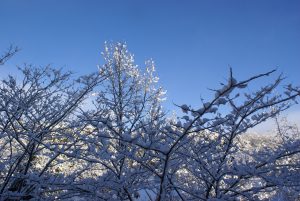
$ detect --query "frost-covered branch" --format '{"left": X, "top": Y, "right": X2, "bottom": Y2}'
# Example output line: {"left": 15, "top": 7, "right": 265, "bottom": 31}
{"left": 0, "top": 44, "right": 299, "bottom": 200}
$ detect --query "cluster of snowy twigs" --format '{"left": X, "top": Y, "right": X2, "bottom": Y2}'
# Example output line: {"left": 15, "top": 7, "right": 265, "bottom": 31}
{"left": 0, "top": 43, "right": 299, "bottom": 200}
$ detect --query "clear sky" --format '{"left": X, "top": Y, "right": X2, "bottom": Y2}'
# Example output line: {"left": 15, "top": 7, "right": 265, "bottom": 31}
{"left": 1, "top": 0, "right": 300, "bottom": 130}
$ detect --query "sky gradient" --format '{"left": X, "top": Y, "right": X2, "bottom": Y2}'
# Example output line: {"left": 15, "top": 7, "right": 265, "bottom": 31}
{"left": 1, "top": 0, "right": 300, "bottom": 131}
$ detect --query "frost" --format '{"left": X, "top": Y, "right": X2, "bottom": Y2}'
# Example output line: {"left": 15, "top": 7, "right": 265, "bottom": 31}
{"left": 216, "top": 97, "right": 227, "bottom": 105}
{"left": 203, "top": 102, "right": 210, "bottom": 108}
{"left": 181, "top": 104, "right": 189, "bottom": 113}
{"left": 182, "top": 115, "right": 189, "bottom": 121}
{"left": 0, "top": 43, "right": 299, "bottom": 201}
{"left": 208, "top": 107, "right": 218, "bottom": 113}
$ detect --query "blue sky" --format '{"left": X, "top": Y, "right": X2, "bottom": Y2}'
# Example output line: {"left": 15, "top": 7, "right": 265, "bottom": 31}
{"left": 1, "top": 0, "right": 300, "bottom": 128}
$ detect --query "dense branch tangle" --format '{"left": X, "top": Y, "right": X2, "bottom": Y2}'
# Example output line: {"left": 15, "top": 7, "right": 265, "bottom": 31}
{"left": 0, "top": 43, "right": 299, "bottom": 200}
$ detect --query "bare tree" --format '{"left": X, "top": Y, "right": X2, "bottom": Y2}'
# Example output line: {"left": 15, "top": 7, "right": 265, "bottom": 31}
{"left": 0, "top": 45, "right": 19, "bottom": 66}
{"left": 0, "top": 63, "right": 105, "bottom": 199}
{"left": 73, "top": 42, "right": 167, "bottom": 200}
{"left": 154, "top": 70, "right": 300, "bottom": 200}
{"left": 0, "top": 43, "right": 299, "bottom": 200}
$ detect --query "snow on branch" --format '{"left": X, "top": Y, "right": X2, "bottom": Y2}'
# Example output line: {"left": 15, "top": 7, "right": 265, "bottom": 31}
{"left": 0, "top": 44, "right": 299, "bottom": 201}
